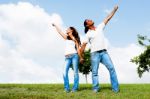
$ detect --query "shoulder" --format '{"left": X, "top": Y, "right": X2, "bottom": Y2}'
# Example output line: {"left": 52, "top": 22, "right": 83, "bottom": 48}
{"left": 82, "top": 34, "right": 89, "bottom": 43}
{"left": 97, "top": 22, "right": 105, "bottom": 30}
{"left": 86, "top": 30, "right": 92, "bottom": 36}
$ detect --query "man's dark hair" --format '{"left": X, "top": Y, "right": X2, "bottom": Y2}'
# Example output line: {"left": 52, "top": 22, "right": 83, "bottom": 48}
{"left": 84, "top": 20, "right": 89, "bottom": 34}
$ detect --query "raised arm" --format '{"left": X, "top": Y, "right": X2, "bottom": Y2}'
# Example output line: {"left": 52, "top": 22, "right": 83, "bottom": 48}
{"left": 52, "top": 24, "right": 67, "bottom": 40}
{"left": 103, "top": 5, "right": 118, "bottom": 25}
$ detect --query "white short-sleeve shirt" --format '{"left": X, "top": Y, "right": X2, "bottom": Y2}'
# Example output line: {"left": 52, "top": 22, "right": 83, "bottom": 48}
{"left": 84, "top": 22, "right": 106, "bottom": 53}
{"left": 64, "top": 39, "right": 77, "bottom": 55}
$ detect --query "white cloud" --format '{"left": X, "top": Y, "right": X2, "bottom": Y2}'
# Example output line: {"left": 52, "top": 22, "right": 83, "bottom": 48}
{"left": 107, "top": 44, "right": 150, "bottom": 83}
{"left": 0, "top": 2, "right": 64, "bottom": 83}
{"left": 80, "top": 43, "right": 150, "bottom": 84}
{"left": 0, "top": 2, "right": 149, "bottom": 84}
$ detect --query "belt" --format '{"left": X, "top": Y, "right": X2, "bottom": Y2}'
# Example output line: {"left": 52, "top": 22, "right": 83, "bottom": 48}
{"left": 97, "top": 49, "right": 107, "bottom": 53}
{"left": 65, "top": 54, "right": 73, "bottom": 58}
{"left": 65, "top": 53, "right": 77, "bottom": 57}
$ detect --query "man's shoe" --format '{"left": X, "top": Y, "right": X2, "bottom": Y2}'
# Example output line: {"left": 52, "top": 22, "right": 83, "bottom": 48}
{"left": 64, "top": 89, "right": 70, "bottom": 93}
{"left": 71, "top": 89, "right": 77, "bottom": 93}
{"left": 93, "top": 89, "right": 99, "bottom": 93}
{"left": 112, "top": 89, "right": 120, "bottom": 93}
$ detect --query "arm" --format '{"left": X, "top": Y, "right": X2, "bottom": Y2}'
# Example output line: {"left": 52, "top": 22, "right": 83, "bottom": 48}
{"left": 52, "top": 24, "right": 67, "bottom": 40}
{"left": 80, "top": 42, "right": 87, "bottom": 55}
{"left": 76, "top": 42, "right": 84, "bottom": 63}
{"left": 74, "top": 40, "right": 83, "bottom": 59}
{"left": 79, "top": 42, "right": 88, "bottom": 63}
{"left": 103, "top": 5, "right": 118, "bottom": 25}
{"left": 69, "top": 34, "right": 84, "bottom": 63}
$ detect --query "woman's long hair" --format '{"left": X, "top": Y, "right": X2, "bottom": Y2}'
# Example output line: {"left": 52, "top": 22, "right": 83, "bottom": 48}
{"left": 67, "top": 27, "right": 81, "bottom": 46}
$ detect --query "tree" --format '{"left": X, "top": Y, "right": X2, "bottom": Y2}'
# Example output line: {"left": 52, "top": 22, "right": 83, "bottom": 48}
{"left": 131, "top": 35, "right": 150, "bottom": 78}
{"left": 70, "top": 50, "right": 91, "bottom": 83}
{"left": 79, "top": 50, "right": 91, "bottom": 83}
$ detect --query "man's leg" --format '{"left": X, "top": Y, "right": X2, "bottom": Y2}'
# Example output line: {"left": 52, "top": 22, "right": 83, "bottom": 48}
{"left": 101, "top": 51, "right": 119, "bottom": 92}
{"left": 91, "top": 52, "right": 100, "bottom": 92}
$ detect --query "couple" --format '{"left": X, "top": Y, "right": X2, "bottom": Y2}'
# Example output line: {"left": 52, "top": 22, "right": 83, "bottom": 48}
{"left": 52, "top": 5, "right": 119, "bottom": 93}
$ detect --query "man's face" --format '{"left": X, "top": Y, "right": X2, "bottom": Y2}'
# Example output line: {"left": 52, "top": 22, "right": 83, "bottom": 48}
{"left": 86, "top": 19, "right": 94, "bottom": 27}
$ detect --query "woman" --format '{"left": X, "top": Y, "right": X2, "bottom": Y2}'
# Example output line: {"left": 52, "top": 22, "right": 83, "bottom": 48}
{"left": 52, "top": 24, "right": 83, "bottom": 92}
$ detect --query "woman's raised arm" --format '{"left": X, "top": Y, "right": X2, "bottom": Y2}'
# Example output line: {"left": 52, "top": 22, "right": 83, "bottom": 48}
{"left": 52, "top": 24, "right": 67, "bottom": 40}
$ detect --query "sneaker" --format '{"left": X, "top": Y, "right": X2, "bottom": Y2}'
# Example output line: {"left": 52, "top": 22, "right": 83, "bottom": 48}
{"left": 112, "top": 89, "right": 120, "bottom": 93}
{"left": 64, "top": 89, "right": 70, "bottom": 93}
{"left": 93, "top": 89, "right": 99, "bottom": 93}
{"left": 71, "top": 89, "right": 77, "bottom": 93}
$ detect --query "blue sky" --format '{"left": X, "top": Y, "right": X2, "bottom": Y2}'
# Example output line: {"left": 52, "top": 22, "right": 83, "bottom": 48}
{"left": 0, "top": 0, "right": 150, "bottom": 83}
{"left": 0, "top": 0, "right": 150, "bottom": 46}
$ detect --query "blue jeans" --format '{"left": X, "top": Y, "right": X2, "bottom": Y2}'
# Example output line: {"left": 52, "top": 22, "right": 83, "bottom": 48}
{"left": 63, "top": 53, "right": 79, "bottom": 91}
{"left": 91, "top": 50, "right": 119, "bottom": 92}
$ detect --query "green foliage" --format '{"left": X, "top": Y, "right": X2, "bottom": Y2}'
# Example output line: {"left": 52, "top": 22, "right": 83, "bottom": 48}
{"left": 78, "top": 50, "right": 91, "bottom": 75}
{"left": 137, "top": 34, "right": 150, "bottom": 46}
{"left": 70, "top": 50, "right": 91, "bottom": 83}
{"left": 131, "top": 35, "right": 150, "bottom": 77}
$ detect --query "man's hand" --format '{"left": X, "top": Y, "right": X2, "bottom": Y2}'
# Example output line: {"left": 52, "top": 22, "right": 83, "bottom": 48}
{"left": 114, "top": 5, "right": 118, "bottom": 11}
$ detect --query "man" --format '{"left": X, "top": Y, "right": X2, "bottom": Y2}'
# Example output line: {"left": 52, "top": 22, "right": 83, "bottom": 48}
{"left": 81, "top": 5, "right": 119, "bottom": 93}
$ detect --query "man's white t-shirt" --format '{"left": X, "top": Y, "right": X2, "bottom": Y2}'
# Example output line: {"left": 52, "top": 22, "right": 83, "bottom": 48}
{"left": 84, "top": 22, "right": 106, "bottom": 53}
{"left": 64, "top": 39, "right": 77, "bottom": 55}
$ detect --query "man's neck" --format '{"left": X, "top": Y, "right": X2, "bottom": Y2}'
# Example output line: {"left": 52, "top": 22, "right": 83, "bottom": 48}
{"left": 89, "top": 25, "right": 96, "bottom": 30}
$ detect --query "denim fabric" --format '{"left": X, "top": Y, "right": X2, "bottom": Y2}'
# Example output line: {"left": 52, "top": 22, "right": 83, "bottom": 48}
{"left": 91, "top": 50, "right": 119, "bottom": 92}
{"left": 63, "top": 53, "right": 79, "bottom": 91}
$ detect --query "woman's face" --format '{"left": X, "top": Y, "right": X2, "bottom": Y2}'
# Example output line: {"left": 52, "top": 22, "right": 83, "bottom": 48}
{"left": 86, "top": 19, "right": 94, "bottom": 27}
{"left": 66, "top": 28, "right": 73, "bottom": 36}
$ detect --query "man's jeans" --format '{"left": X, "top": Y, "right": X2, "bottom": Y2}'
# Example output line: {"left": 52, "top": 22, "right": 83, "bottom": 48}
{"left": 63, "top": 53, "right": 79, "bottom": 91}
{"left": 91, "top": 50, "right": 119, "bottom": 92}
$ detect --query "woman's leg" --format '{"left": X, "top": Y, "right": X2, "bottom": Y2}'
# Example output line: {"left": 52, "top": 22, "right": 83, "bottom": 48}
{"left": 63, "top": 57, "right": 72, "bottom": 92}
{"left": 72, "top": 54, "right": 79, "bottom": 91}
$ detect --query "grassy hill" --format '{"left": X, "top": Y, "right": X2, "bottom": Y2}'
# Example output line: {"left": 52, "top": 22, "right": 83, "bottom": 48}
{"left": 0, "top": 84, "right": 150, "bottom": 99}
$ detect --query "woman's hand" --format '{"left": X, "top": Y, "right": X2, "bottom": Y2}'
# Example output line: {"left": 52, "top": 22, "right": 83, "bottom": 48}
{"left": 80, "top": 58, "right": 84, "bottom": 64}
{"left": 52, "top": 23, "right": 55, "bottom": 27}
{"left": 52, "top": 23, "right": 67, "bottom": 39}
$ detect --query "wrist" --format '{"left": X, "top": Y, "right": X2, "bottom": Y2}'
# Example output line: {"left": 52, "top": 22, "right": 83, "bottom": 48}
{"left": 114, "top": 6, "right": 118, "bottom": 10}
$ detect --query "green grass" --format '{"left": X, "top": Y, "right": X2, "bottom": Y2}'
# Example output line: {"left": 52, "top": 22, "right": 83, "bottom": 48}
{"left": 0, "top": 84, "right": 150, "bottom": 99}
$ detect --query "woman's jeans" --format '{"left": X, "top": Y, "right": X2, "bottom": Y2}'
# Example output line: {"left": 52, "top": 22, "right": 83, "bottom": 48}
{"left": 91, "top": 50, "right": 119, "bottom": 92}
{"left": 63, "top": 53, "right": 79, "bottom": 91}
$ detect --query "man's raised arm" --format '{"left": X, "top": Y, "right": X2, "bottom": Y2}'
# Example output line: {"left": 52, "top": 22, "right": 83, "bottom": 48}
{"left": 103, "top": 5, "right": 118, "bottom": 25}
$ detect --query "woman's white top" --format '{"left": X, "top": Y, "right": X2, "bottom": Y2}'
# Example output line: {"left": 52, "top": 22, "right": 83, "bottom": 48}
{"left": 64, "top": 39, "right": 77, "bottom": 55}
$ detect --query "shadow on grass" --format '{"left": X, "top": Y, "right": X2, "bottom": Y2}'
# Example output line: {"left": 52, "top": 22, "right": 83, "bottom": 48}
{"left": 78, "top": 84, "right": 112, "bottom": 92}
